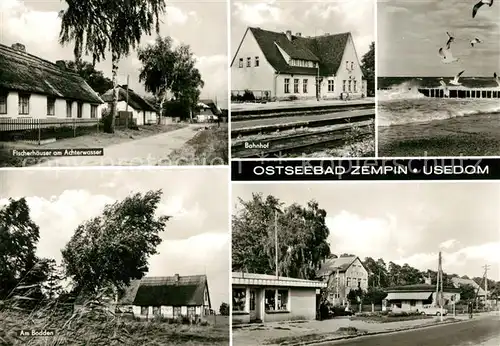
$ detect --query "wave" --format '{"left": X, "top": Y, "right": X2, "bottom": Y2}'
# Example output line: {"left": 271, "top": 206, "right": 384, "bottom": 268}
{"left": 377, "top": 80, "right": 427, "bottom": 101}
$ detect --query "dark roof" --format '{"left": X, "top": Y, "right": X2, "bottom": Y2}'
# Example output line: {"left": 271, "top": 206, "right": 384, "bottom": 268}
{"left": 120, "top": 275, "right": 210, "bottom": 307}
{"left": 101, "top": 85, "right": 157, "bottom": 112}
{"left": 386, "top": 284, "right": 460, "bottom": 293}
{"left": 317, "top": 256, "right": 360, "bottom": 276}
{"left": 0, "top": 44, "right": 103, "bottom": 104}
{"left": 198, "top": 99, "right": 222, "bottom": 115}
{"left": 233, "top": 27, "right": 351, "bottom": 76}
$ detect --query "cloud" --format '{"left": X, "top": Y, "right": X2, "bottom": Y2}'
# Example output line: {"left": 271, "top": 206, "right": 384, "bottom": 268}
{"left": 164, "top": 6, "right": 198, "bottom": 26}
{"left": 440, "top": 239, "right": 459, "bottom": 249}
{"left": 233, "top": 0, "right": 285, "bottom": 26}
{"left": 195, "top": 54, "right": 228, "bottom": 101}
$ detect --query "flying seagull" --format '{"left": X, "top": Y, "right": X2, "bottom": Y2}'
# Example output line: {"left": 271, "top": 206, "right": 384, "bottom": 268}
{"left": 450, "top": 70, "right": 465, "bottom": 85}
{"left": 439, "top": 46, "right": 459, "bottom": 64}
{"left": 446, "top": 32, "right": 455, "bottom": 47}
{"left": 470, "top": 37, "right": 482, "bottom": 47}
{"left": 439, "top": 79, "right": 450, "bottom": 97}
{"left": 472, "top": 0, "right": 493, "bottom": 18}
{"left": 439, "top": 79, "right": 448, "bottom": 88}
{"left": 494, "top": 72, "right": 500, "bottom": 87}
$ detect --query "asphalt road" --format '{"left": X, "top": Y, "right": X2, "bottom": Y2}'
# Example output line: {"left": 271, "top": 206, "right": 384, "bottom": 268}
{"left": 231, "top": 109, "right": 374, "bottom": 130}
{"left": 324, "top": 316, "right": 500, "bottom": 346}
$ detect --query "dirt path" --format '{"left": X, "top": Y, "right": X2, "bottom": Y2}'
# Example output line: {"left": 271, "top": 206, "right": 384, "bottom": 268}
{"left": 30, "top": 126, "right": 202, "bottom": 167}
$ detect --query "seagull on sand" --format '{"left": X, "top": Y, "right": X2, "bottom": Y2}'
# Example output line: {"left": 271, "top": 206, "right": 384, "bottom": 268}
{"left": 449, "top": 70, "right": 465, "bottom": 85}
{"left": 446, "top": 32, "right": 455, "bottom": 46}
{"left": 494, "top": 72, "right": 500, "bottom": 87}
{"left": 470, "top": 37, "right": 482, "bottom": 47}
{"left": 439, "top": 46, "right": 459, "bottom": 63}
{"left": 472, "top": 0, "right": 493, "bottom": 18}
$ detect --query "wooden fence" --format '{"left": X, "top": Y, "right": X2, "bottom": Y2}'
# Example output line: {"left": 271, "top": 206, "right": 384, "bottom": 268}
{"left": 0, "top": 118, "right": 100, "bottom": 144}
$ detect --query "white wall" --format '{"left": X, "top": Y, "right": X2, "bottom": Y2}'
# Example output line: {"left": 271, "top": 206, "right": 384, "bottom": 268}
{"left": 101, "top": 101, "right": 158, "bottom": 126}
{"left": 0, "top": 91, "right": 101, "bottom": 120}
{"left": 231, "top": 29, "right": 275, "bottom": 97}
{"left": 332, "top": 34, "right": 364, "bottom": 98}
{"left": 264, "top": 287, "right": 317, "bottom": 322}
{"left": 275, "top": 74, "right": 317, "bottom": 99}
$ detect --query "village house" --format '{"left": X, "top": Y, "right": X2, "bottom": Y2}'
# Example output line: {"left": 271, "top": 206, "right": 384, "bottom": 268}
{"left": 101, "top": 85, "right": 158, "bottom": 126}
{"left": 0, "top": 43, "right": 103, "bottom": 120}
{"left": 317, "top": 256, "right": 369, "bottom": 306}
{"left": 232, "top": 272, "right": 326, "bottom": 324}
{"left": 194, "top": 99, "right": 221, "bottom": 122}
{"left": 116, "top": 274, "right": 212, "bottom": 320}
{"left": 451, "top": 277, "right": 487, "bottom": 301}
{"left": 383, "top": 284, "right": 461, "bottom": 313}
{"left": 231, "top": 27, "right": 366, "bottom": 101}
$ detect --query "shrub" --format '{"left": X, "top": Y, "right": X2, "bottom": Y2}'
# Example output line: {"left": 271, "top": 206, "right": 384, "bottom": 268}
{"left": 242, "top": 89, "right": 255, "bottom": 101}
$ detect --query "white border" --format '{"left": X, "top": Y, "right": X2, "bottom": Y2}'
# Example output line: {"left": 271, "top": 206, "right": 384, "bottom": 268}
{"left": 374, "top": 0, "right": 379, "bottom": 157}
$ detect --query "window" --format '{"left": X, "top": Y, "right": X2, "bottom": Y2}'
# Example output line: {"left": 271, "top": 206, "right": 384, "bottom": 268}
{"left": 277, "top": 290, "right": 288, "bottom": 311}
{"left": 91, "top": 105, "right": 97, "bottom": 118}
{"left": 141, "top": 306, "right": 148, "bottom": 316}
{"left": 265, "top": 290, "right": 276, "bottom": 311}
{"left": 303, "top": 79, "right": 308, "bottom": 93}
{"left": 348, "top": 80, "right": 352, "bottom": 92}
{"left": 351, "top": 62, "right": 354, "bottom": 70}
{"left": 18, "top": 93, "right": 30, "bottom": 115}
{"left": 239, "top": 58, "right": 243, "bottom": 68}
{"left": 328, "top": 80, "right": 334, "bottom": 92}
{"left": 343, "top": 80, "right": 347, "bottom": 92}
{"left": 410, "top": 301, "right": 416, "bottom": 306}
{"left": 232, "top": 288, "right": 246, "bottom": 312}
{"left": 358, "top": 279, "right": 361, "bottom": 288}
{"left": 346, "top": 61, "right": 349, "bottom": 69}
{"left": 347, "top": 278, "right": 351, "bottom": 286}
{"left": 255, "top": 56, "right": 259, "bottom": 67}
{"left": 187, "top": 306, "right": 195, "bottom": 317}
{"left": 294, "top": 79, "right": 299, "bottom": 93}
{"left": 250, "top": 290, "right": 255, "bottom": 310}
{"left": 77, "top": 102, "right": 83, "bottom": 118}
{"left": 0, "top": 93, "right": 7, "bottom": 114}
{"left": 173, "top": 307, "right": 181, "bottom": 318}
{"left": 353, "top": 80, "right": 357, "bottom": 92}
{"left": 246, "top": 57, "right": 251, "bottom": 67}
{"left": 47, "top": 97, "right": 55, "bottom": 116}
{"left": 66, "top": 101, "right": 72, "bottom": 118}
{"left": 284, "top": 78, "right": 290, "bottom": 94}
{"left": 153, "top": 306, "right": 161, "bottom": 316}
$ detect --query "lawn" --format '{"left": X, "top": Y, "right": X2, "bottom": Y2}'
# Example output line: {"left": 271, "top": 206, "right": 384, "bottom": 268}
{"left": 0, "top": 124, "right": 186, "bottom": 167}
{"left": 350, "top": 312, "right": 432, "bottom": 323}
{"left": 0, "top": 309, "right": 229, "bottom": 346}
{"left": 263, "top": 327, "right": 364, "bottom": 345}
{"left": 160, "top": 124, "right": 228, "bottom": 166}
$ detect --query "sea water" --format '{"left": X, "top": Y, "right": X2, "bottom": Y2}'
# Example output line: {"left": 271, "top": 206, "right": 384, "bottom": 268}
{"left": 377, "top": 77, "right": 500, "bottom": 127}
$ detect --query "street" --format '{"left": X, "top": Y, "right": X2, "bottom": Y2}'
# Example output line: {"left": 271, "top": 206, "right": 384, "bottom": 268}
{"left": 322, "top": 316, "right": 500, "bottom": 346}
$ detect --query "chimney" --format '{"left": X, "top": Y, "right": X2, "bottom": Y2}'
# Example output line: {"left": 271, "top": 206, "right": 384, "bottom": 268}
{"left": 55, "top": 60, "right": 67, "bottom": 70}
{"left": 174, "top": 273, "right": 180, "bottom": 283}
{"left": 285, "top": 30, "right": 292, "bottom": 41}
{"left": 11, "top": 43, "right": 26, "bottom": 52}
{"left": 296, "top": 32, "right": 302, "bottom": 37}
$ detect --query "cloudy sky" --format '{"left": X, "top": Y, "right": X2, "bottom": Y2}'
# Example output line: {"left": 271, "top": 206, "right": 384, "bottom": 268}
{"left": 233, "top": 182, "right": 500, "bottom": 281}
{"left": 0, "top": 0, "right": 228, "bottom": 107}
{"left": 231, "top": 0, "right": 374, "bottom": 59}
{"left": 0, "top": 167, "right": 229, "bottom": 309}
{"left": 378, "top": 0, "right": 500, "bottom": 77}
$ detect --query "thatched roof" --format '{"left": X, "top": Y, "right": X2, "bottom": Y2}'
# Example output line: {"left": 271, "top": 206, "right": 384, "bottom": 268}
{"left": 0, "top": 43, "right": 103, "bottom": 104}
{"left": 101, "top": 85, "right": 158, "bottom": 112}
{"left": 198, "top": 99, "right": 222, "bottom": 115}
{"left": 119, "top": 275, "right": 210, "bottom": 307}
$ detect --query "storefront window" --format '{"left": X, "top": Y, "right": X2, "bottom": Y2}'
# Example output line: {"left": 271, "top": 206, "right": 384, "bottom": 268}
{"left": 233, "top": 288, "right": 246, "bottom": 312}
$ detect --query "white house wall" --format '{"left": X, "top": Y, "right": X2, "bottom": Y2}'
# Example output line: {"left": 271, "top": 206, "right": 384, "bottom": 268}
{"left": 231, "top": 30, "right": 275, "bottom": 96}
{"left": 1, "top": 91, "right": 101, "bottom": 120}
{"left": 274, "top": 74, "right": 317, "bottom": 100}
{"left": 264, "top": 287, "right": 316, "bottom": 322}
{"left": 101, "top": 101, "right": 158, "bottom": 126}
{"left": 334, "top": 34, "right": 364, "bottom": 98}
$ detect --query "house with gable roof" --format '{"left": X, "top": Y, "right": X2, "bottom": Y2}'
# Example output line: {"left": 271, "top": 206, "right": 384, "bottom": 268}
{"left": 231, "top": 27, "right": 366, "bottom": 101}
{"left": 317, "top": 255, "right": 369, "bottom": 306}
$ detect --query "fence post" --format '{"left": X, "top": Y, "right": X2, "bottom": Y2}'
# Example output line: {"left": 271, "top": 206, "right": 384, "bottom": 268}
{"left": 37, "top": 120, "right": 41, "bottom": 145}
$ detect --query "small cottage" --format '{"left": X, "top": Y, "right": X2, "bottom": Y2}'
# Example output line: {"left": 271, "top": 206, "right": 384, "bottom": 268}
{"left": 194, "top": 99, "right": 221, "bottom": 122}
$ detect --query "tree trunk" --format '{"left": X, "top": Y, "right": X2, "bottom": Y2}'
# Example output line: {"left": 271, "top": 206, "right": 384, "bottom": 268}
{"left": 189, "top": 108, "right": 193, "bottom": 123}
{"left": 106, "top": 51, "right": 119, "bottom": 134}
{"left": 158, "top": 92, "right": 166, "bottom": 125}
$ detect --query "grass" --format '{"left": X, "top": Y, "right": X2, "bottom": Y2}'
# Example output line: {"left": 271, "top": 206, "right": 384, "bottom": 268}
{"left": 0, "top": 304, "right": 229, "bottom": 346}
{"left": 263, "top": 327, "right": 364, "bottom": 345}
{"left": 160, "top": 124, "right": 228, "bottom": 166}
{"left": 350, "top": 311, "right": 431, "bottom": 323}
{"left": 0, "top": 124, "right": 187, "bottom": 167}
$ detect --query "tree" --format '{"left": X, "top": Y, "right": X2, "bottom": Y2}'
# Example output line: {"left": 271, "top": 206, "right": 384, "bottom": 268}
{"left": 232, "top": 193, "right": 330, "bottom": 280}
{"left": 61, "top": 190, "right": 170, "bottom": 295}
{"left": 347, "top": 287, "right": 363, "bottom": 305}
{"left": 59, "top": 0, "right": 166, "bottom": 133}
{"left": 364, "top": 286, "right": 387, "bottom": 305}
{"left": 0, "top": 198, "right": 40, "bottom": 299}
{"left": 361, "top": 42, "right": 375, "bottom": 97}
{"left": 459, "top": 284, "right": 476, "bottom": 301}
{"left": 60, "top": 60, "right": 113, "bottom": 95}
{"left": 340, "top": 253, "right": 355, "bottom": 257}
{"left": 219, "top": 302, "right": 229, "bottom": 316}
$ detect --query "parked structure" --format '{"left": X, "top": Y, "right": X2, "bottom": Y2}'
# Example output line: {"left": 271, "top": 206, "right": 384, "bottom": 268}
{"left": 231, "top": 27, "right": 366, "bottom": 101}
{"left": 232, "top": 272, "right": 326, "bottom": 324}
{"left": 317, "top": 256, "right": 369, "bottom": 306}
{"left": 383, "top": 284, "right": 461, "bottom": 312}
{"left": 101, "top": 85, "right": 158, "bottom": 126}
{"left": 0, "top": 43, "right": 103, "bottom": 120}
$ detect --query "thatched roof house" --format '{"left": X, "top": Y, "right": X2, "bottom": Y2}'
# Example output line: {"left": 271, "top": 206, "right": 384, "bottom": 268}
{"left": 101, "top": 85, "right": 158, "bottom": 125}
{"left": 0, "top": 43, "right": 103, "bottom": 119}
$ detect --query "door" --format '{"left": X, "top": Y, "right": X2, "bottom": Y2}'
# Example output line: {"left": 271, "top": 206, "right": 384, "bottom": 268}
{"left": 249, "top": 289, "right": 257, "bottom": 322}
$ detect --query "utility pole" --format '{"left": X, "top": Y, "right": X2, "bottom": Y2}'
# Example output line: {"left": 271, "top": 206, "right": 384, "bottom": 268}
{"left": 483, "top": 264, "right": 491, "bottom": 308}
{"left": 274, "top": 208, "right": 278, "bottom": 280}
{"left": 439, "top": 251, "right": 443, "bottom": 322}
{"left": 125, "top": 75, "right": 130, "bottom": 112}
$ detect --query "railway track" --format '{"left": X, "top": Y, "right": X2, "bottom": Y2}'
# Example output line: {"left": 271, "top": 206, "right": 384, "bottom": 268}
{"left": 232, "top": 121, "right": 373, "bottom": 158}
